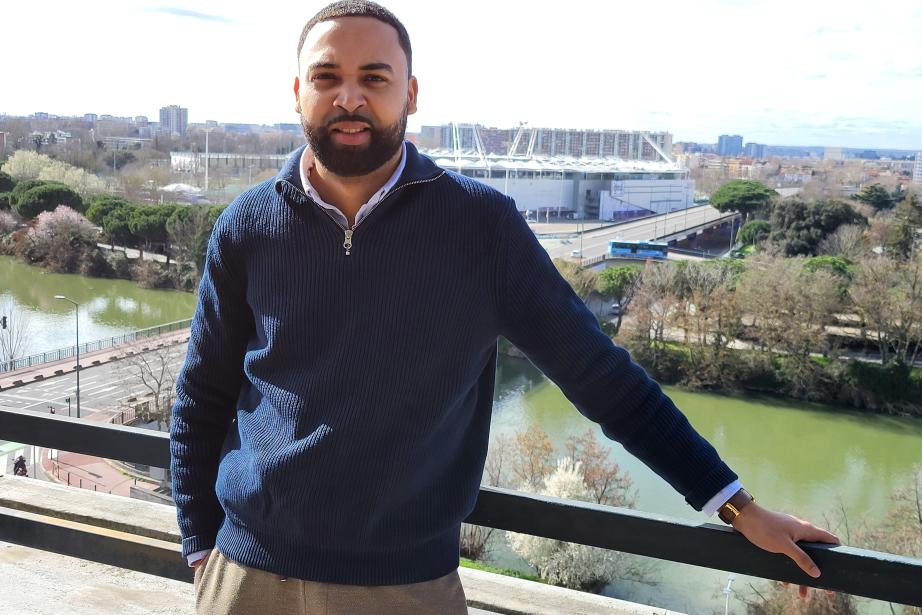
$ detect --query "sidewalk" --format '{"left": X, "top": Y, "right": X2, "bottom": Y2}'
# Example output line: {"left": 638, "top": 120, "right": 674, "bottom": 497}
{"left": 0, "top": 329, "right": 190, "bottom": 391}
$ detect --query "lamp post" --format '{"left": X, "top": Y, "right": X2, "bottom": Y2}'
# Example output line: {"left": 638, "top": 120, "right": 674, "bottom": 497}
{"left": 54, "top": 295, "right": 80, "bottom": 419}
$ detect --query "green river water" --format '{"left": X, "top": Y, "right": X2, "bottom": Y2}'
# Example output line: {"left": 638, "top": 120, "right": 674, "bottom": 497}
{"left": 2, "top": 255, "right": 919, "bottom": 613}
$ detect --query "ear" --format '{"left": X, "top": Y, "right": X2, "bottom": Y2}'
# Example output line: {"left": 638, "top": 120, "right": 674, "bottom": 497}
{"left": 293, "top": 76, "right": 302, "bottom": 113}
{"left": 406, "top": 75, "right": 418, "bottom": 116}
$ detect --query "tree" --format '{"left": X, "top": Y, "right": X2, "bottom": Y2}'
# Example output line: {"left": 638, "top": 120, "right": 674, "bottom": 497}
{"left": 623, "top": 261, "right": 682, "bottom": 374}
{"left": 710, "top": 179, "right": 776, "bottom": 223}
{"left": 595, "top": 265, "right": 641, "bottom": 335}
{"left": 13, "top": 182, "right": 84, "bottom": 219}
{"left": 115, "top": 341, "right": 181, "bottom": 432}
{"left": 553, "top": 258, "right": 598, "bottom": 302}
{"left": 0, "top": 299, "right": 33, "bottom": 372}
{"left": 737, "top": 256, "right": 841, "bottom": 395}
{"left": 849, "top": 255, "right": 922, "bottom": 366}
{"left": 506, "top": 457, "right": 646, "bottom": 591}
{"left": 2, "top": 150, "right": 106, "bottom": 194}
{"left": 770, "top": 198, "right": 866, "bottom": 256}
{"left": 86, "top": 195, "right": 133, "bottom": 227}
{"left": 818, "top": 224, "right": 868, "bottom": 261}
{"left": 0, "top": 170, "right": 15, "bottom": 193}
{"left": 738, "top": 220, "right": 771, "bottom": 246}
{"left": 22, "top": 206, "right": 98, "bottom": 272}
{"left": 101, "top": 206, "right": 139, "bottom": 250}
{"left": 674, "top": 260, "right": 744, "bottom": 387}
{"left": 852, "top": 184, "right": 895, "bottom": 211}
{"left": 128, "top": 204, "right": 176, "bottom": 261}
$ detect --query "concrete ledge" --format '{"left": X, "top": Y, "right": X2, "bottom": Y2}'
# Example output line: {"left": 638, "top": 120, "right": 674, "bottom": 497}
{"left": 459, "top": 567, "right": 682, "bottom": 615}
{"left": 0, "top": 475, "right": 179, "bottom": 543}
{"left": 1, "top": 476, "right": 681, "bottom": 614}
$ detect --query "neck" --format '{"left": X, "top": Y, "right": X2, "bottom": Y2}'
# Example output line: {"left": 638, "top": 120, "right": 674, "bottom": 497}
{"left": 310, "top": 146, "right": 403, "bottom": 227}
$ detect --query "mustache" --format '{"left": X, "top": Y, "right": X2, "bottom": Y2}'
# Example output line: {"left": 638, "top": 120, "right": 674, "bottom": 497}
{"left": 323, "top": 113, "right": 375, "bottom": 129}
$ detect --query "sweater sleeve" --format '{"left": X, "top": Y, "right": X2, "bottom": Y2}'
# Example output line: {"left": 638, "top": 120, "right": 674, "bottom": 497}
{"left": 169, "top": 213, "right": 254, "bottom": 557}
{"left": 494, "top": 200, "right": 737, "bottom": 510}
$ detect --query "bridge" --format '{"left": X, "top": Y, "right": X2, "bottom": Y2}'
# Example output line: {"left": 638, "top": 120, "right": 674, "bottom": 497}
{"left": 540, "top": 205, "right": 741, "bottom": 262}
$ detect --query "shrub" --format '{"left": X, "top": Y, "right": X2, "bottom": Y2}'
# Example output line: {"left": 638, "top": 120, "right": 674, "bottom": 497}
{"left": 14, "top": 182, "right": 84, "bottom": 219}
{"left": 23, "top": 206, "right": 98, "bottom": 272}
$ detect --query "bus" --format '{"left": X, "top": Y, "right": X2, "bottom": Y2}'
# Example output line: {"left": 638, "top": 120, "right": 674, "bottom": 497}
{"left": 608, "top": 240, "right": 669, "bottom": 260}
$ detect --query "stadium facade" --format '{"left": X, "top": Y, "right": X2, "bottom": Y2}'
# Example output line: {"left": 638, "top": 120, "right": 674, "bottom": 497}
{"left": 419, "top": 123, "right": 692, "bottom": 219}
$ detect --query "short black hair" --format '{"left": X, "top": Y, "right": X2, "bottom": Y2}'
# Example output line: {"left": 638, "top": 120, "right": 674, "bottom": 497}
{"left": 297, "top": 1, "right": 412, "bottom": 77}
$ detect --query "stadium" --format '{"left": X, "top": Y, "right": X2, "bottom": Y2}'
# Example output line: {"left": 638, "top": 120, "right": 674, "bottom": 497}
{"left": 418, "top": 123, "right": 694, "bottom": 221}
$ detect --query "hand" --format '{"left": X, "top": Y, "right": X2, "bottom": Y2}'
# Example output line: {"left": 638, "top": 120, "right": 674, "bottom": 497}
{"left": 731, "top": 502, "right": 840, "bottom": 598}
{"left": 192, "top": 551, "right": 211, "bottom": 569}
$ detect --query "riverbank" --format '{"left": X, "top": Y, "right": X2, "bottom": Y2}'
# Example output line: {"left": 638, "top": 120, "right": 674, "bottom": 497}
{"left": 498, "top": 333, "right": 922, "bottom": 418}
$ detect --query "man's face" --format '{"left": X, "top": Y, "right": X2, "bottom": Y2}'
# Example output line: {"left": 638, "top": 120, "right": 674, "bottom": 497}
{"left": 294, "top": 17, "right": 417, "bottom": 177}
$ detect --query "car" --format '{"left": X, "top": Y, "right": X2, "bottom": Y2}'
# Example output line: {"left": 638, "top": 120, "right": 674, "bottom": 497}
{"left": 570, "top": 249, "right": 582, "bottom": 257}
{"left": 609, "top": 303, "right": 622, "bottom": 315}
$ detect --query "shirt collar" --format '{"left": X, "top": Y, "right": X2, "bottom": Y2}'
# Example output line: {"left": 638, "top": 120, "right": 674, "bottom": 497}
{"left": 298, "top": 141, "right": 407, "bottom": 211}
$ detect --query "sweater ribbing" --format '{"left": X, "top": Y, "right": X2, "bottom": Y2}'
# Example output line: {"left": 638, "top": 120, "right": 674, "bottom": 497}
{"left": 169, "top": 143, "right": 737, "bottom": 585}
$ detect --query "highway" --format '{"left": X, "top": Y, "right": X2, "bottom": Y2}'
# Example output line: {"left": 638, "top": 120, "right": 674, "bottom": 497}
{"left": 539, "top": 205, "right": 737, "bottom": 261}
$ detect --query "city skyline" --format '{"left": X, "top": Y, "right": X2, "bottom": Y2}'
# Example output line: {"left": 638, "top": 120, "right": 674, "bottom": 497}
{"left": 4, "top": 0, "right": 922, "bottom": 150}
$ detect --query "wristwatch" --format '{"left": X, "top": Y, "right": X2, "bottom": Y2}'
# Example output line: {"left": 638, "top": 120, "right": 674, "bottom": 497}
{"left": 718, "top": 487, "right": 754, "bottom": 524}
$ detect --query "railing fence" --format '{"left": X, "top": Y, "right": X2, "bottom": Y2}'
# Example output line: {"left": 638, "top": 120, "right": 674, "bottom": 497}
{"left": 1, "top": 319, "right": 192, "bottom": 374}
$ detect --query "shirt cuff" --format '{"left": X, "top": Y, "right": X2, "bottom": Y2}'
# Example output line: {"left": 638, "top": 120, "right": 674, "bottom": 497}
{"left": 701, "top": 479, "right": 743, "bottom": 517}
{"left": 187, "top": 549, "right": 212, "bottom": 567}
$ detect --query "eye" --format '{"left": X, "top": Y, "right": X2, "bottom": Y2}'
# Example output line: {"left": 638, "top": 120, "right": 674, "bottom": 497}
{"left": 365, "top": 74, "right": 387, "bottom": 83}
{"left": 311, "top": 73, "right": 337, "bottom": 81}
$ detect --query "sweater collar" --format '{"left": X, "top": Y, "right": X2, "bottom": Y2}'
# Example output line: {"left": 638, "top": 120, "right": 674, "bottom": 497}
{"left": 274, "top": 140, "right": 443, "bottom": 200}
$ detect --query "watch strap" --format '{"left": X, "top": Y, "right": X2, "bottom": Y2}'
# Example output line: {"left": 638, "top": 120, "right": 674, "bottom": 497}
{"left": 718, "top": 488, "right": 754, "bottom": 524}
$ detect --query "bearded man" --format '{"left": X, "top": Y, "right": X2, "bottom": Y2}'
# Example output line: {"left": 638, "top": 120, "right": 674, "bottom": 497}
{"left": 170, "top": 2, "right": 840, "bottom": 614}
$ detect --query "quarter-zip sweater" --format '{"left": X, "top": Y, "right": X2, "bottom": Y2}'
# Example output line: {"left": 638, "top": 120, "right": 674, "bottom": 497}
{"left": 169, "top": 142, "right": 738, "bottom": 585}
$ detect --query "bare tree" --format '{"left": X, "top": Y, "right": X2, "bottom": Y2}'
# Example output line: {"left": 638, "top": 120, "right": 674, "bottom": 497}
{"left": 818, "top": 224, "right": 869, "bottom": 261}
{"left": 737, "top": 256, "right": 840, "bottom": 394}
{"left": 115, "top": 341, "right": 181, "bottom": 431}
{"left": 0, "top": 300, "right": 33, "bottom": 371}
{"left": 850, "top": 255, "right": 922, "bottom": 366}
{"left": 460, "top": 434, "right": 514, "bottom": 560}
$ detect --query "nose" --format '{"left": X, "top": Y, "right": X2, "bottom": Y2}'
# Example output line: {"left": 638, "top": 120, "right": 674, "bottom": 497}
{"left": 333, "top": 80, "right": 366, "bottom": 113}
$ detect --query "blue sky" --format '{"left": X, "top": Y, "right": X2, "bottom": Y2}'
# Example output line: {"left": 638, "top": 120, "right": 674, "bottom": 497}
{"left": 4, "top": 0, "right": 921, "bottom": 149}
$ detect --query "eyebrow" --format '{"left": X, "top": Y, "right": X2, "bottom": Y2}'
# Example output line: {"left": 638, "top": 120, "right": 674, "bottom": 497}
{"left": 307, "top": 61, "right": 394, "bottom": 73}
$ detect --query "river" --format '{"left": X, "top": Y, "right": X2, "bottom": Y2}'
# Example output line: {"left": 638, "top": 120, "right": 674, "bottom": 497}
{"left": 3, "top": 256, "right": 919, "bottom": 613}
{"left": 0, "top": 256, "right": 198, "bottom": 358}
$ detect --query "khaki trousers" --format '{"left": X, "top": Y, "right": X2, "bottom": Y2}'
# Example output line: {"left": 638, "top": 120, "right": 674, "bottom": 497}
{"left": 194, "top": 548, "right": 468, "bottom": 615}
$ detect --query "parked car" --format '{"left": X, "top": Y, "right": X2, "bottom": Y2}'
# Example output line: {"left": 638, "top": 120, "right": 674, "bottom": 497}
{"left": 609, "top": 303, "right": 622, "bottom": 315}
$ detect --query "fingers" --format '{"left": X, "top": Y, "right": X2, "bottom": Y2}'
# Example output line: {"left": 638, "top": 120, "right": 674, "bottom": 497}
{"left": 798, "top": 524, "right": 841, "bottom": 545}
{"left": 785, "top": 541, "right": 821, "bottom": 578}
{"left": 799, "top": 585, "right": 808, "bottom": 599}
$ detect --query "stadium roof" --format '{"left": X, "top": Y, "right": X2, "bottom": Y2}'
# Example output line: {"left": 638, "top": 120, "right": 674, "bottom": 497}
{"left": 420, "top": 148, "right": 687, "bottom": 174}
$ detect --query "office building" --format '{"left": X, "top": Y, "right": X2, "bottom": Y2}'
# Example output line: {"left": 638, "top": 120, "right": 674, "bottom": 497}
{"left": 159, "top": 105, "right": 188, "bottom": 136}
{"left": 717, "top": 135, "right": 744, "bottom": 157}
{"left": 744, "top": 142, "right": 766, "bottom": 159}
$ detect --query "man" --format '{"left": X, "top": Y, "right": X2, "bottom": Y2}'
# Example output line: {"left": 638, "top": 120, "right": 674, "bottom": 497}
{"left": 170, "top": 2, "right": 839, "bottom": 613}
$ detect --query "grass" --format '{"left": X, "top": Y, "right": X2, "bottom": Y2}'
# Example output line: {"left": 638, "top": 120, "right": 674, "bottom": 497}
{"left": 459, "top": 557, "right": 545, "bottom": 584}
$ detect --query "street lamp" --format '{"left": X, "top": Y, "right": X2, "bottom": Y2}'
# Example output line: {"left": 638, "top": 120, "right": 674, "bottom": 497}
{"left": 54, "top": 295, "right": 80, "bottom": 419}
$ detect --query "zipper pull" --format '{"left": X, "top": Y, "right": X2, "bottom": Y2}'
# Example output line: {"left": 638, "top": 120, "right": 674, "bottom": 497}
{"left": 343, "top": 229, "right": 353, "bottom": 255}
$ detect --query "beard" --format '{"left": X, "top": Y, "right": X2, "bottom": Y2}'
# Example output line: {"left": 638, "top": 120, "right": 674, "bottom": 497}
{"left": 301, "top": 108, "right": 407, "bottom": 177}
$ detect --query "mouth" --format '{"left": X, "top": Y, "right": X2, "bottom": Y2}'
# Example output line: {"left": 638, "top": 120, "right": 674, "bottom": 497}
{"left": 329, "top": 123, "right": 372, "bottom": 145}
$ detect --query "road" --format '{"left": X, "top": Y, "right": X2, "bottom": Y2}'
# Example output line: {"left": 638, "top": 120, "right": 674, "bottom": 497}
{"left": 1, "top": 343, "right": 187, "bottom": 478}
{"left": 540, "top": 205, "right": 736, "bottom": 261}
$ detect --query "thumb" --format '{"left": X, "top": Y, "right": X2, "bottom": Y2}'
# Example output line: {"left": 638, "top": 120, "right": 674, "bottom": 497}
{"left": 786, "top": 542, "right": 821, "bottom": 579}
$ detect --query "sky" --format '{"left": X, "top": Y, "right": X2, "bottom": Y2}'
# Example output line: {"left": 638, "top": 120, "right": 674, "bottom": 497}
{"left": 3, "top": 0, "right": 922, "bottom": 150}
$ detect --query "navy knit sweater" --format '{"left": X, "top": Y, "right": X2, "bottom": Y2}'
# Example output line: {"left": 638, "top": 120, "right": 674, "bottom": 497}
{"left": 169, "top": 142, "right": 738, "bottom": 585}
